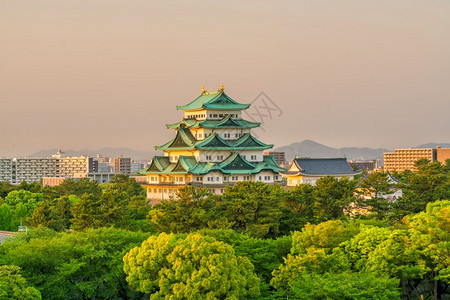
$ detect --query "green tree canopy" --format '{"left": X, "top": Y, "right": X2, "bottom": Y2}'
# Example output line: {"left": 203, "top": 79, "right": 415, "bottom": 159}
{"left": 149, "top": 186, "right": 220, "bottom": 233}
{"left": 123, "top": 233, "right": 261, "bottom": 299}
{"left": 288, "top": 271, "right": 400, "bottom": 300}
{"left": 313, "top": 176, "right": 356, "bottom": 222}
{"left": 0, "top": 265, "right": 41, "bottom": 300}
{"left": 0, "top": 227, "right": 150, "bottom": 299}
{"left": 4, "top": 190, "right": 44, "bottom": 216}
{"left": 0, "top": 203, "right": 13, "bottom": 231}
{"left": 217, "top": 181, "right": 283, "bottom": 238}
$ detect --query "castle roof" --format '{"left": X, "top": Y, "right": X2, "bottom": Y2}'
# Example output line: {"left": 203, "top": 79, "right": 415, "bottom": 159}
{"left": 281, "top": 158, "right": 359, "bottom": 176}
{"left": 176, "top": 90, "right": 250, "bottom": 111}
{"left": 155, "top": 130, "right": 273, "bottom": 151}
{"left": 144, "top": 153, "right": 284, "bottom": 175}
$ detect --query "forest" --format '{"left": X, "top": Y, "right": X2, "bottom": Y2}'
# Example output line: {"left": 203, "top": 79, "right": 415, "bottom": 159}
{"left": 0, "top": 159, "right": 449, "bottom": 299}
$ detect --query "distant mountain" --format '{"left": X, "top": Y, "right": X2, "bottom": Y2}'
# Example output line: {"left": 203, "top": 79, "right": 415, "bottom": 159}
{"left": 30, "top": 148, "right": 156, "bottom": 161}
{"left": 274, "top": 140, "right": 391, "bottom": 162}
{"left": 414, "top": 143, "right": 450, "bottom": 149}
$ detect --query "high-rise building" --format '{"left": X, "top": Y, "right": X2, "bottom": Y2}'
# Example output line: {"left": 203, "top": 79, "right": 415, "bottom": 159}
{"left": 383, "top": 148, "right": 436, "bottom": 172}
{"left": 0, "top": 158, "right": 13, "bottom": 182}
{"left": 114, "top": 156, "right": 131, "bottom": 175}
{"left": 142, "top": 85, "right": 284, "bottom": 203}
{"left": 13, "top": 157, "right": 59, "bottom": 184}
{"left": 436, "top": 147, "right": 450, "bottom": 165}
{"left": 52, "top": 150, "right": 96, "bottom": 178}
{"left": 131, "top": 161, "right": 144, "bottom": 174}
{"left": 0, "top": 150, "right": 97, "bottom": 184}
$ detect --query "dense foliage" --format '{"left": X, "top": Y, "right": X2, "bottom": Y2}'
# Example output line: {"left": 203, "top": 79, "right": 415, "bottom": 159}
{"left": 0, "top": 160, "right": 448, "bottom": 299}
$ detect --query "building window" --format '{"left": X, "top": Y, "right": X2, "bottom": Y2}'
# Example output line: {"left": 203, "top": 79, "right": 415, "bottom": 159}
{"left": 206, "top": 155, "right": 212, "bottom": 160}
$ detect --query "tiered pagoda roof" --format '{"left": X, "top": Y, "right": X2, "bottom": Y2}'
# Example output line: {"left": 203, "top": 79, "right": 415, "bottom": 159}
{"left": 144, "top": 152, "right": 284, "bottom": 175}
{"left": 166, "top": 115, "right": 260, "bottom": 129}
{"left": 176, "top": 90, "right": 250, "bottom": 111}
{"left": 155, "top": 128, "right": 273, "bottom": 151}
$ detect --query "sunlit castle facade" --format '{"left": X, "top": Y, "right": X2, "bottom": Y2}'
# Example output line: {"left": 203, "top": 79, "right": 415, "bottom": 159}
{"left": 143, "top": 85, "right": 285, "bottom": 203}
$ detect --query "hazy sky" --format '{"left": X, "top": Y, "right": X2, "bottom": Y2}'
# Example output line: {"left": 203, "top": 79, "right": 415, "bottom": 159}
{"left": 1, "top": 0, "right": 450, "bottom": 157}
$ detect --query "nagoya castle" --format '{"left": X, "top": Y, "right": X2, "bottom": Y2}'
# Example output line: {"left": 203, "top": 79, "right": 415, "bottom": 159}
{"left": 143, "top": 84, "right": 284, "bottom": 203}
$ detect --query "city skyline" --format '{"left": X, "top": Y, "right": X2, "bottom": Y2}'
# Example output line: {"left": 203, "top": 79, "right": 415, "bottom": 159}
{"left": 2, "top": 0, "right": 450, "bottom": 157}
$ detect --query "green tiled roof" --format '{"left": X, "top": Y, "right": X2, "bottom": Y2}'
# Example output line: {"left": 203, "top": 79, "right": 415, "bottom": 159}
{"left": 156, "top": 131, "right": 273, "bottom": 151}
{"left": 155, "top": 127, "right": 197, "bottom": 151}
{"left": 144, "top": 153, "right": 285, "bottom": 175}
{"left": 166, "top": 115, "right": 261, "bottom": 129}
{"left": 176, "top": 91, "right": 250, "bottom": 111}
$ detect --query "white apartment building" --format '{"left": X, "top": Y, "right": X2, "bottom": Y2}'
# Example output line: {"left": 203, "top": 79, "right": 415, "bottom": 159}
{"left": 13, "top": 157, "right": 59, "bottom": 184}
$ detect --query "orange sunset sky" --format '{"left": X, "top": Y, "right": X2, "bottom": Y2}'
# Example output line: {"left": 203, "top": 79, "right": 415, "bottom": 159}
{"left": 1, "top": 0, "right": 450, "bottom": 157}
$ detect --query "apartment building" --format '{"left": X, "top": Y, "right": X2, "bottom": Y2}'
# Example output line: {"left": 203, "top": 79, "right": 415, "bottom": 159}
{"left": 114, "top": 157, "right": 131, "bottom": 175}
{"left": 13, "top": 157, "right": 59, "bottom": 184}
{"left": 383, "top": 148, "right": 436, "bottom": 172}
{"left": 436, "top": 147, "right": 450, "bottom": 165}
{"left": 0, "top": 158, "right": 13, "bottom": 182}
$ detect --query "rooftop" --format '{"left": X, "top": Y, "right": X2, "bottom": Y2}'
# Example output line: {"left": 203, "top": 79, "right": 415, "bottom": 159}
{"left": 176, "top": 86, "right": 250, "bottom": 111}
{"left": 283, "top": 158, "right": 359, "bottom": 175}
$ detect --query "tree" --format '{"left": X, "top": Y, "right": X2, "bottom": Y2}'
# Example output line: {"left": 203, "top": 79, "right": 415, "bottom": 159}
{"left": 0, "top": 227, "right": 150, "bottom": 299}
{"left": 0, "top": 203, "right": 13, "bottom": 231}
{"left": 198, "top": 228, "right": 292, "bottom": 298}
{"left": 393, "top": 160, "right": 450, "bottom": 219}
{"left": 271, "top": 220, "right": 358, "bottom": 292}
{"left": 357, "top": 171, "right": 394, "bottom": 219}
{"left": 288, "top": 271, "right": 400, "bottom": 300}
{"left": 107, "top": 174, "right": 146, "bottom": 197}
{"left": 4, "top": 190, "right": 44, "bottom": 216}
{"left": 291, "top": 220, "right": 359, "bottom": 256}
{"left": 280, "top": 184, "right": 316, "bottom": 233}
{"left": 70, "top": 193, "right": 103, "bottom": 230}
{"left": 43, "top": 178, "right": 102, "bottom": 200}
{"left": 149, "top": 186, "right": 220, "bottom": 233}
{"left": 217, "top": 181, "right": 283, "bottom": 238}
{"left": 342, "top": 225, "right": 393, "bottom": 271}
{"left": 402, "top": 200, "right": 450, "bottom": 299}
{"left": 0, "top": 265, "right": 41, "bottom": 300}
{"left": 29, "top": 196, "right": 76, "bottom": 231}
{"left": 123, "top": 233, "right": 261, "bottom": 299}
{"left": 313, "top": 176, "right": 356, "bottom": 222}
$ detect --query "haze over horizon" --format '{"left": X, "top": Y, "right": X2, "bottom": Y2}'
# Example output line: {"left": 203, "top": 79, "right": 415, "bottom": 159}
{"left": 2, "top": 0, "right": 450, "bottom": 157}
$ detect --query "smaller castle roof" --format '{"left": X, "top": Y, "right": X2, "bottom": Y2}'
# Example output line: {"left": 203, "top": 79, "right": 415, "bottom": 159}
{"left": 282, "top": 158, "right": 358, "bottom": 176}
